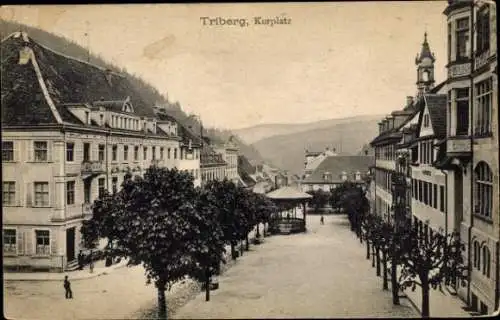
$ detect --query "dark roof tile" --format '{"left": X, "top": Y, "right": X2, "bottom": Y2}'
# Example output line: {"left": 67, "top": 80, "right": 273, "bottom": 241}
{"left": 302, "top": 155, "right": 374, "bottom": 184}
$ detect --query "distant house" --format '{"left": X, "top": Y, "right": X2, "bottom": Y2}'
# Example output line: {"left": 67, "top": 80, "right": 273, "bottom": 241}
{"left": 238, "top": 155, "right": 257, "bottom": 189}
{"left": 300, "top": 155, "right": 374, "bottom": 193}
{"left": 303, "top": 147, "right": 338, "bottom": 179}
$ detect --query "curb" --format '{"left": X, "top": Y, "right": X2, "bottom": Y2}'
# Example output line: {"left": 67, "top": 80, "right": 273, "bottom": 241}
{"left": 400, "top": 290, "right": 421, "bottom": 316}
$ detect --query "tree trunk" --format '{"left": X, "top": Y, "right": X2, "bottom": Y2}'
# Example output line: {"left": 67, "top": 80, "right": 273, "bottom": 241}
{"left": 239, "top": 240, "right": 243, "bottom": 256}
{"left": 382, "top": 249, "right": 388, "bottom": 290}
{"left": 376, "top": 247, "right": 381, "bottom": 276}
{"left": 366, "top": 239, "right": 370, "bottom": 260}
{"left": 391, "top": 247, "right": 400, "bottom": 305}
{"left": 157, "top": 281, "right": 167, "bottom": 319}
{"left": 205, "top": 268, "right": 210, "bottom": 302}
{"left": 245, "top": 234, "right": 249, "bottom": 251}
{"left": 421, "top": 275, "right": 430, "bottom": 318}
{"left": 256, "top": 224, "right": 260, "bottom": 238}
{"left": 372, "top": 243, "right": 376, "bottom": 267}
{"left": 231, "top": 241, "right": 236, "bottom": 260}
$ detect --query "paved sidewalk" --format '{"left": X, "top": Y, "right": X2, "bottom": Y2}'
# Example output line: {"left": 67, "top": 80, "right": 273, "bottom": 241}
{"left": 4, "top": 226, "right": 263, "bottom": 282}
{"left": 3, "top": 258, "right": 129, "bottom": 281}
{"left": 402, "top": 283, "right": 470, "bottom": 318}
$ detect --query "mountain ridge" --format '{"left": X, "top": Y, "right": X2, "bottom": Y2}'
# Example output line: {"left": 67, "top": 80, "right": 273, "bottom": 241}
{"left": 234, "top": 114, "right": 385, "bottom": 145}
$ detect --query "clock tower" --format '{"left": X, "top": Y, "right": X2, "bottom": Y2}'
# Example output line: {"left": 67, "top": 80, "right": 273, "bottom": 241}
{"left": 415, "top": 32, "right": 436, "bottom": 96}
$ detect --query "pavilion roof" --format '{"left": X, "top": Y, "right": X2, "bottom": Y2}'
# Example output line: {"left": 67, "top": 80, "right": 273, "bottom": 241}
{"left": 266, "top": 186, "right": 312, "bottom": 200}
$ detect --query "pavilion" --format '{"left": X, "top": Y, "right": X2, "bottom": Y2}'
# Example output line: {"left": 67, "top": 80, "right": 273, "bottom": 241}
{"left": 266, "top": 186, "right": 312, "bottom": 234}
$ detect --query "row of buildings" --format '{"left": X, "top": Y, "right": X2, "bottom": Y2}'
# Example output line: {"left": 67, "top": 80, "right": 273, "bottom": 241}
{"left": 1, "top": 31, "right": 254, "bottom": 272}
{"left": 369, "top": 0, "right": 498, "bottom": 315}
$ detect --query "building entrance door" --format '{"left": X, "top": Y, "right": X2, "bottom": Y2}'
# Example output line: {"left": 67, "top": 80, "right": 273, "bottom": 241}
{"left": 66, "top": 227, "right": 76, "bottom": 262}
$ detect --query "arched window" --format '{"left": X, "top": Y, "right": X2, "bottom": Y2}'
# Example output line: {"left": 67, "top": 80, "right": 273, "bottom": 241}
{"left": 482, "top": 245, "right": 491, "bottom": 278}
{"left": 473, "top": 241, "right": 480, "bottom": 269}
{"left": 474, "top": 162, "right": 493, "bottom": 218}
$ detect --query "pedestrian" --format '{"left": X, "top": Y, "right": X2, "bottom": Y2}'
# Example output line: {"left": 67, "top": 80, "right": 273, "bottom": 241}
{"left": 89, "top": 259, "right": 94, "bottom": 273}
{"left": 64, "top": 276, "right": 73, "bottom": 299}
{"left": 320, "top": 215, "right": 324, "bottom": 225}
{"left": 77, "top": 250, "right": 84, "bottom": 270}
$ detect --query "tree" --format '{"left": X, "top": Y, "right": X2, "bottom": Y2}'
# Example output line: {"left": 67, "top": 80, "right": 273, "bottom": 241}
{"left": 398, "top": 226, "right": 467, "bottom": 318}
{"left": 191, "top": 186, "right": 226, "bottom": 302}
{"left": 333, "top": 181, "right": 369, "bottom": 239}
{"left": 80, "top": 167, "right": 201, "bottom": 319}
{"left": 204, "top": 179, "right": 241, "bottom": 260}
{"left": 307, "top": 189, "right": 329, "bottom": 213}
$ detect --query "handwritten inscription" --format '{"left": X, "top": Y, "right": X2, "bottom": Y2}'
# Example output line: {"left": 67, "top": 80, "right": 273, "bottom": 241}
{"left": 200, "top": 16, "right": 292, "bottom": 28}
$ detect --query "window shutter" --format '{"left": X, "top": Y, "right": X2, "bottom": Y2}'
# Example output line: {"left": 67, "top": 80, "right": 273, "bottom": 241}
{"left": 16, "top": 181, "right": 21, "bottom": 206}
{"left": 47, "top": 141, "right": 53, "bottom": 162}
{"left": 17, "top": 230, "right": 24, "bottom": 255}
{"left": 28, "top": 141, "right": 34, "bottom": 162}
{"left": 50, "top": 231, "right": 57, "bottom": 255}
{"left": 25, "top": 231, "right": 32, "bottom": 255}
{"left": 26, "top": 182, "right": 33, "bottom": 207}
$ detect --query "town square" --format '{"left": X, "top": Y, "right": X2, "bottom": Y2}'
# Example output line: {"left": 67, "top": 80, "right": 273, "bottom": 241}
{"left": 1, "top": 1, "right": 499, "bottom": 319}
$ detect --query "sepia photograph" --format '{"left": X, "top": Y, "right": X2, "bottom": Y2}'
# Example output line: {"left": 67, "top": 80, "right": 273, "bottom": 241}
{"left": 1, "top": 1, "right": 498, "bottom": 319}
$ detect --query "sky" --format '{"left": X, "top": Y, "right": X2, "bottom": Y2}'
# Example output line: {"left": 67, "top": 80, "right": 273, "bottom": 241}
{"left": 1, "top": 2, "right": 448, "bottom": 130}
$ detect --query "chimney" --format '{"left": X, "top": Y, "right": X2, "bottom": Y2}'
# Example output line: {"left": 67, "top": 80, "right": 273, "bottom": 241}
{"left": 406, "top": 96, "right": 414, "bottom": 107}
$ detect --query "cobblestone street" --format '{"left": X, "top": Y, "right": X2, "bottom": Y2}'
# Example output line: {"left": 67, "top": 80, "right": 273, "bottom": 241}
{"left": 173, "top": 214, "right": 418, "bottom": 319}
{"left": 4, "top": 215, "right": 418, "bottom": 319}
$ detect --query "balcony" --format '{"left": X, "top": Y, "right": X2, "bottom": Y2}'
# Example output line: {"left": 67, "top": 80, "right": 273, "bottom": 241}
{"left": 81, "top": 161, "right": 105, "bottom": 179}
{"left": 447, "top": 137, "right": 472, "bottom": 155}
{"left": 82, "top": 202, "right": 93, "bottom": 217}
{"left": 447, "top": 62, "right": 471, "bottom": 79}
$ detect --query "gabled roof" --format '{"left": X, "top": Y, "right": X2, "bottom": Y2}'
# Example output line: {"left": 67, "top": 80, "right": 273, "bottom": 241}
{"left": 302, "top": 155, "right": 374, "bottom": 184}
{"left": 424, "top": 94, "right": 447, "bottom": 139}
{"left": 1, "top": 32, "right": 155, "bottom": 126}
{"left": 266, "top": 186, "right": 312, "bottom": 200}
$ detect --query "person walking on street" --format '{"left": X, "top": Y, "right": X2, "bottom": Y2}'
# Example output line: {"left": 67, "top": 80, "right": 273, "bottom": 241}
{"left": 77, "top": 250, "right": 84, "bottom": 270}
{"left": 320, "top": 215, "right": 324, "bottom": 225}
{"left": 64, "top": 276, "right": 73, "bottom": 299}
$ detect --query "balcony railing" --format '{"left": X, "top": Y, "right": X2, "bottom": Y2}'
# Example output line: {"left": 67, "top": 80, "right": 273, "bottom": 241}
{"left": 447, "top": 137, "right": 472, "bottom": 154}
{"left": 151, "top": 159, "right": 164, "bottom": 167}
{"left": 81, "top": 161, "right": 104, "bottom": 178}
{"left": 447, "top": 62, "right": 471, "bottom": 79}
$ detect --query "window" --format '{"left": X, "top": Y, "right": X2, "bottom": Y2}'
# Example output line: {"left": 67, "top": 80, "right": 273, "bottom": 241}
{"left": 160, "top": 147, "right": 164, "bottom": 160}
{"left": 474, "top": 162, "right": 493, "bottom": 219}
{"left": 174, "top": 148, "right": 177, "bottom": 159}
{"left": 482, "top": 246, "right": 490, "bottom": 277}
{"left": 83, "top": 143, "right": 90, "bottom": 161}
{"left": 447, "top": 22, "right": 451, "bottom": 62}
{"left": 98, "top": 144, "right": 105, "bottom": 161}
{"left": 100, "top": 114, "right": 104, "bottom": 126}
{"left": 455, "top": 18, "right": 469, "bottom": 61}
{"left": 66, "top": 181, "right": 75, "bottom": 205}
{"left": 455, "top": 88, "right": 469, "bottom": 136}
{"left": 98, "top": 178, "right": 106, "bottom": 198}
{"left": 3, "top": 181, "right": 16, "bottom": 205}
{"left": 3, "top": 229, "right": 16, "bottom": 254}
{"left": 2, "top": 141, "right": 14, "bottom": 161}
{"left": 112, "top": 145, "right": 118, "bottom": 162}
{"left": 34, "top": 182, "right": 49, "bottom": 207}
{"left": 152, "top": 146, "right": 156, "bottom": 160}
{"left": 124, "top": 145, "right": 129, "bottom": 161}
{"left": 112, "top": 177, "right": 118, "bottom": 194}
{"left": 476, "top": 6, "right": 490, "bottom": 55}
{"left": 423, "top": 114, "right": 429, "bottom": 127}
{"left": 440, "top": 185, "right": 445, "bottom": 213}
{"left": 34, "top": 141, "right": 48, "bottom": 161}
{"left": 423, "top": 181, "right": 429, "bottom": 205}
{"left": 143, "top": 146, "right": 148, "bottom": 160}
{"left": 85, "top": 111, "right": 90, "bottom": 124}
{"left": 433, "top": 184, "right": 438, "bottom": 209}
{"left": 168, "top": 148, "right": 171, "bottom": 159}
{"left": 418, "top": 180, "right": 423, "bottom": 202}
{"left": 66, "top": 143, "right": 74, "bottom": 162}
{"left": 134, "top": 146, "right": 139, "bottom": 161}
{"left": 473, "top": 241, "right": 480, "bottom": 269}
{"left": 475, "top": 78, "right": 492, "bottom": 136}
{"left": 180, "top": 148, "right": 184, "bottom": 160}
{"left": 35, "top": 230, "right": 50, "bottom": 255}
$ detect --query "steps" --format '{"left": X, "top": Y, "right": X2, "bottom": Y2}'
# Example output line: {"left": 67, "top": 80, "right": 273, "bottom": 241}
{"left": 65, "top": 260, "right": 79, "bottom": 272}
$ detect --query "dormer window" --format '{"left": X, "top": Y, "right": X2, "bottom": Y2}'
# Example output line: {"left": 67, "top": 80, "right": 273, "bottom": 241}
{"left": 100, "top": 114, "right": 104, "bottom": 126}
{"left": 423, "top": 114, "right": 429, "bottom": 127}
{"left": 85, "top": 111, "right": 90, "bottom": 125}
